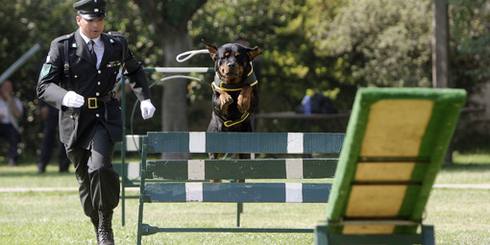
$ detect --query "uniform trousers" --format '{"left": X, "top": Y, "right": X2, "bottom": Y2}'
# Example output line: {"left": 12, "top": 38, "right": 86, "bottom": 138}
{"left": 66, "top": 123, "right": 120, "bottom": 217}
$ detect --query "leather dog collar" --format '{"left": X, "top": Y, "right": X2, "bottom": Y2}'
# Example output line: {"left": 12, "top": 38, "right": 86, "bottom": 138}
{"left": 212, "top": 65, "right": 258, "bottom": 92}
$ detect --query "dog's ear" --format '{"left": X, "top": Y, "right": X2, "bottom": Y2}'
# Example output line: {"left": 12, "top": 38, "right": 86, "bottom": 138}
{"left": 247, "top": 46, "right": 262, "bottom": 60}
{"left": 202, "top": 38, "right": 218, "bottom": 61}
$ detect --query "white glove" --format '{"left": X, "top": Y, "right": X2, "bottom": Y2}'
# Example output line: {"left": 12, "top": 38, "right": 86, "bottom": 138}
{"left": 62, "top": 91, "right": 85, "bottom": 108}
{"left": 140, "top": 99, "right": 156, "bottom": 120}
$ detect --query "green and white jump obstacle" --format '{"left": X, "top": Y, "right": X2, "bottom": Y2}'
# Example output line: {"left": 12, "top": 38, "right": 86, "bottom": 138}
{"left": 136, "top": 131, "right": 344, "bottom": 245}
{"left": 315, "top": 88, "right": 466, "bottom": 245}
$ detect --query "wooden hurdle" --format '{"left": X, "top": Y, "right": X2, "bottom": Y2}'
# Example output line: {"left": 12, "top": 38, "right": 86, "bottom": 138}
{"left": 136, "top": 132, "right": 344, "bottom": 244}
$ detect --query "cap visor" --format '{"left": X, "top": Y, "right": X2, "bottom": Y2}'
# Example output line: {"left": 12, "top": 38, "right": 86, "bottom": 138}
{"left": 80, "top": 13, "right": 105, "bottom": 20}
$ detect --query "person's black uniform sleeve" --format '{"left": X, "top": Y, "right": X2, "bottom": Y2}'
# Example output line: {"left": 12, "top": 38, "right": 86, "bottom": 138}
{"left": 37, "top": 38, "right": 69, "bottom": 110}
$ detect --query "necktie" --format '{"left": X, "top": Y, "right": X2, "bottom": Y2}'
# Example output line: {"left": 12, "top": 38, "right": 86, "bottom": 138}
{"left": 88, "top": 40, "right": 97, "bottom": 65}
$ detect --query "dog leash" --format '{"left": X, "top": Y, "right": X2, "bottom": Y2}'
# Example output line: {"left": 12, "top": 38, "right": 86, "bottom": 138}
{"left": 176, "top": 49, "right": 209, "bottom": 63}
{"left": 224, "top": 111, "right": 250, "bottom": 127}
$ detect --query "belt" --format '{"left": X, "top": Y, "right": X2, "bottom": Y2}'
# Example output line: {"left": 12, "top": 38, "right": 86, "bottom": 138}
{"left": 86, "top": 93, "right": 114, "bottom": 109}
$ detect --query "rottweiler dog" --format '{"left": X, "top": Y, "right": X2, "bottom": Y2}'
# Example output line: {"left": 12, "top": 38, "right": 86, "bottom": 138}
{"left": 203, "top": 40, "right": 262, "bottom": 163}
{"left": 204, "top": 40, "right": 262, "bottom": 135}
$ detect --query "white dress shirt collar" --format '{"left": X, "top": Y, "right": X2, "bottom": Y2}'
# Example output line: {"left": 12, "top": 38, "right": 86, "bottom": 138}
{"left": 79, "top": 30, "right": 102, "bottom": 46}
{"left": 78, "top": 30, "right": 104, "bottom": 69}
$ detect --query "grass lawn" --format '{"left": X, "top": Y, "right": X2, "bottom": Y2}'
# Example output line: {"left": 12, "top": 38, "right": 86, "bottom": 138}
{"left": 0, "top": 153, "right": 489, "bottom": 245}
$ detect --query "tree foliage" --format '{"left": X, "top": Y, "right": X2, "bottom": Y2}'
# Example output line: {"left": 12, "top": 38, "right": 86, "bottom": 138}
{"left": 449, "top": 0, "right": 490, "bottom": 93}
{"left": 0, "top": 0, "right": 488, "bottom": 158}
{"left": 190, "top": 0, "right": 355, "bottom": 112}
{"left": 0, "top": 0, "right": 75, "bottom": 158}
{"left": 315, "top": 0, "right": 433, "bottom": 87}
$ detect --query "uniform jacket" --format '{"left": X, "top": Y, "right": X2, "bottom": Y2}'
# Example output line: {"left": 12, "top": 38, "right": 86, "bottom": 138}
{"left": 37, "top": 30, "right": 150, "bottom": 149}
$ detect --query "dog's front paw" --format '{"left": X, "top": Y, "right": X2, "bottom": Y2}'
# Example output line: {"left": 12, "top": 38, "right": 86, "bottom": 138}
{"left": 219, "top": 92, "right": 233, "bottom": 111}
{"left": 237, "top": 86, "right": 252, "bottom": 113}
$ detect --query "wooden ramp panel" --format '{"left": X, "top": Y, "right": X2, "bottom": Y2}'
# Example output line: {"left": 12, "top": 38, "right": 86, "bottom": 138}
{"left": 325, "top": 88, "right": 466, "bottom": 235}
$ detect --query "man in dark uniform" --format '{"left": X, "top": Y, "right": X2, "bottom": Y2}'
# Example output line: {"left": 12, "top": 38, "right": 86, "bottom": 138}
{"left": 37, "top": 0, "right": 156, "bottom": 244}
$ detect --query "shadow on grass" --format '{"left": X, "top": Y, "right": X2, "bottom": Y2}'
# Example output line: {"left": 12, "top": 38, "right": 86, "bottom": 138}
{"left": 442, "top": 163, "right": 490, "bottom": 173}
{"left": 0, "top": 165, "right": 73, "bottom": 178}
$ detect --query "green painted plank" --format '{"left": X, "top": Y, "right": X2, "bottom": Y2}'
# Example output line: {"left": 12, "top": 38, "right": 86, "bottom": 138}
{"left": 146, "top": 158, "right": 338, "bottom": 179}
{"left": 145, "top": 132, "right": 344, "bottom": 154}
{"left": 141, "top": 224, "right": 314, "bottom": 235}
{"left": 143, "top": 183, "right": 331, "bottom": 203}
{"left": 326, "top": 88, "right": 466, "bottom": 233}
{"left": 205, "top": 132, "right": 289, "bottom": 153}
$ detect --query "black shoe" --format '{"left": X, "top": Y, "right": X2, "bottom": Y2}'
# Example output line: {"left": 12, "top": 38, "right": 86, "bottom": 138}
{"left": 90, "top": 213, "right": 99, "bottom": 242}
{"left": 98, "top": 211, "right": 114, "bottom": 245}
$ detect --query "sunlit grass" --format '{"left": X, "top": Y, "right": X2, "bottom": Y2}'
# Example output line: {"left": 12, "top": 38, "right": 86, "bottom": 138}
{"left": 0, "top": 151, "right": 489, "bottom": 244}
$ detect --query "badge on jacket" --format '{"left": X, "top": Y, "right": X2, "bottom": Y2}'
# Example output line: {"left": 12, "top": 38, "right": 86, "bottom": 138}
{"left": 107, "top": 61, "right": 121, "bottom": 68}
{"left": 40, "top": 64, "right": 52, "bottom": 79}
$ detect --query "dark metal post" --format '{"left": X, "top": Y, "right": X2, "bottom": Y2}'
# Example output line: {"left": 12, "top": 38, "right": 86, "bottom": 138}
{"left": 422, "top": 225, "right": 435, "bottom": 245}
{"left": 120, "top": 76, "right": 127, "bottom": 226}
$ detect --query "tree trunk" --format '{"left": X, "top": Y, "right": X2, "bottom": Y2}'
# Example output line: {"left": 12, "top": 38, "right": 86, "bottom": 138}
{"left": 433, "top": 0, "right": 452, "bottom": 165}
{"left": 159, "top": 32, "right": 191, "bottom": 159}
{"left": 432, "top": 0, "right": 449, "bottom": 88}
{"left": 160, "top": 32, "right": 191, "bottom": 132}
{"left": 133, "top": 0, "right": 207, "bottom": 159}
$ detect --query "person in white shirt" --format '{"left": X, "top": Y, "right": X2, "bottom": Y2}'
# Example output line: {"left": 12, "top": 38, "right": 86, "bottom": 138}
{"left": 0, "top": 80, "right": 23, "bottom": 166}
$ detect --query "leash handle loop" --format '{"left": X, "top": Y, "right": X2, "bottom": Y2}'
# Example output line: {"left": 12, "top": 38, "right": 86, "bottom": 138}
{"left": 176, "top": 49, "right": 209, "bottom": 63}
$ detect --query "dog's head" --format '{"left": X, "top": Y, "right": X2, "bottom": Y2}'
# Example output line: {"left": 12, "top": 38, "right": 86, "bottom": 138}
{"left": 203, "top": 39, "right": 262, "bottom": 84}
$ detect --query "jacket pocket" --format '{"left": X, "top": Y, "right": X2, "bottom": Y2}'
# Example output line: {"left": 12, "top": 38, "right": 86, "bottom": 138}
{"left": 104, "top": 99, "right": 122, "bottom": 127}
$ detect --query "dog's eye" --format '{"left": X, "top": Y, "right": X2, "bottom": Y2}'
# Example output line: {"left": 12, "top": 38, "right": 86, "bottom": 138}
{"left": 235, "top": 52, "right": 240, "bottom": 57}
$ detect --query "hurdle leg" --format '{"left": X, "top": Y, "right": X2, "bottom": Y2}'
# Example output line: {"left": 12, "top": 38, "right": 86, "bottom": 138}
{"left": 235, "top": 179, "right": 243, "bottom": 227}
{"left": 137, "top": 146, "right": 147, "bottom": 245}
{"left": 120, "top": 159, "right": 126, "bottom": 226}
{"left": 236, "top": 205, "right": 241, "bottom": 227}
{"left": 314, "top": 224, "right": 330, "bottom": 245}
{"left": 422, "top": 225, "right": 435, "bottom": 245}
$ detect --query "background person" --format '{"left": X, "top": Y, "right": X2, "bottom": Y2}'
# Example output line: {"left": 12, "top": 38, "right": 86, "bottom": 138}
{"left": 0, "top": 80, "right": 23, "bottom": 166}
{"left": 37, "top": 101, "right": 70, "bottom": 173}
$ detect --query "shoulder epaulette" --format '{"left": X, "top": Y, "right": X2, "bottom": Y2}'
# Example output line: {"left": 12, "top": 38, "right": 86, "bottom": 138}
{"left": 107, "top": 31, "right": 126, "bottom": 38}
{"left": 53, "top": 33, "right": 74, "bottom": 43}
{"left": 106, "top": 31, "right": 127, "bottom": 45}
